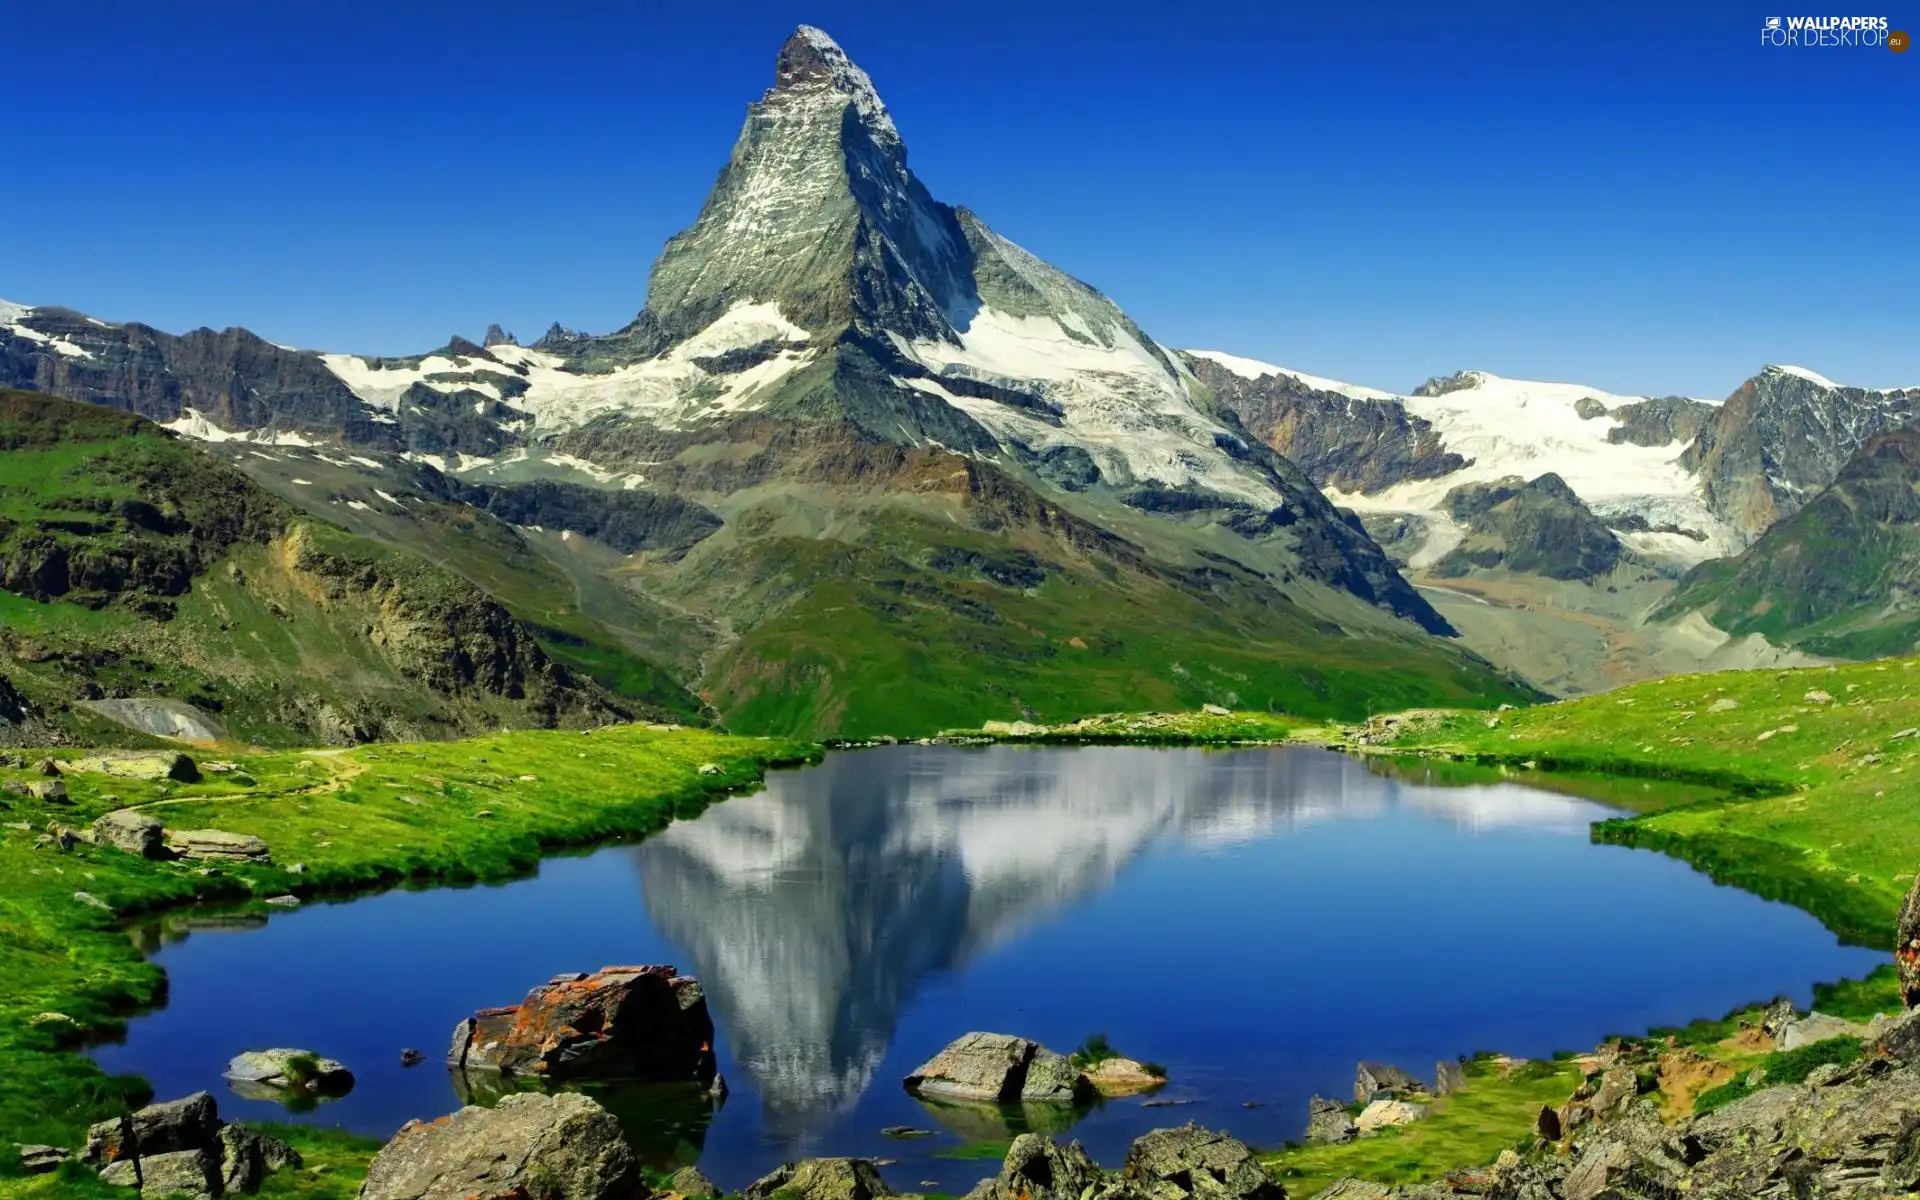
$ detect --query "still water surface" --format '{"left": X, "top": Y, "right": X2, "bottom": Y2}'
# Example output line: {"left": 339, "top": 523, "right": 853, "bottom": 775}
{"left": 93, "top": 745, "right": 1883, "bottom": 1190}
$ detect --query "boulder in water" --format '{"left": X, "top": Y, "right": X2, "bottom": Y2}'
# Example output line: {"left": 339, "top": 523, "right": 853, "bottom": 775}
{"left": 448, "top": 965, "right": 716, "bottom": 1082}
{"left": 903, "top": 1032, "right": 1093, "bottom": 1103}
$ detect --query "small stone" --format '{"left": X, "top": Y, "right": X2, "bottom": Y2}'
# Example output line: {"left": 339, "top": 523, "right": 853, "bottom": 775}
{"left": 1805, "top": 689, "right": 1834, "bottom": 704}
{"left": 400, "top": 1048, "right": 425, "bottom": 1067}
{"left": 697, "top": 763, "right": 723, "bottom": 776}
{"left": 1708, "top": 697, "right": 1739, "bottom": 712}
{"left": 73, "top": 891, "right": 111, "bottom": 911}
{"left": 880, "top": 1126, "right": 936, "bottom": 1138}
{"left": 15, "top": 1144, "right": 70, "bottom": 1174}
{"left": 264, "top": 895, "right": 301, "bottom": 908}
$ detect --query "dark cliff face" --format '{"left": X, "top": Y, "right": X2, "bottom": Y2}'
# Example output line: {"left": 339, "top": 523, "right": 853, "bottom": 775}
{"left": 1598, "top": 395, "right": 1719, "bottom": 448}
{"left": 1432, "top": 472, "right": 1624, "bottom": 582}
{"left": 0, "top": 309, "right": 394, "bottom": 445}
{"left": 1184, "top": 356, "right": 1468, "bottom": 496}
{"left": 1682, "top": 368, "right": 1920, "bottom": 541}
{"left": 1661, "top": 421, "right": 1920, "bottom": 658}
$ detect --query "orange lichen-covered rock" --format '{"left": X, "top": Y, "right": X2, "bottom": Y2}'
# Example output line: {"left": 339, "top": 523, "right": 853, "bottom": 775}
{"left": 447, "top": 965, "right": 717, "bottom": 1083}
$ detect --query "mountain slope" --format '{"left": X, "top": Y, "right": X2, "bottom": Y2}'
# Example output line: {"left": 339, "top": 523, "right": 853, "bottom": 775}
{"left": 1659, "top": 422, "right": 1920, "bottom": 658}
{"left": 0, "top": 389, "right": 653, "bottom": 746}
{"left": 0, "top": 27, "right": 1537, "bottom": 735}
{"left": 1681, "top": 364, "right": 1920, "bottom": 541}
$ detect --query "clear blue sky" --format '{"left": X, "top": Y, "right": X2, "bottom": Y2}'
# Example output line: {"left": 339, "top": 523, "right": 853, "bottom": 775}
{"left": 4, "top": 0, "right": 1912, "bottom": 397}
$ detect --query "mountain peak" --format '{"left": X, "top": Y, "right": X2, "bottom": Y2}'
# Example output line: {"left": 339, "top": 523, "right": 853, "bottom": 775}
{"left": 771, "top": 25, "right": 897, "bottom": 142}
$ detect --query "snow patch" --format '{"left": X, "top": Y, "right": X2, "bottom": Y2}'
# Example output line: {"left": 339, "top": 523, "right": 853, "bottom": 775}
{"left": 323, "top": 302, "right": 816, "bottom": 434}
{"left": 345, "top": 500, "right": 371, "bottom": 512}
{"left": 1186, "top": 349, "right": 1400, "bottom": 402}
{"left": 892, "top": 309, "right": 1283, "bottom": 507}
{"left": 1768, "top": 364, "right": 1843, "bottom": 390}
{"left": 372, "top": 489, "right": 403, "bottom": 506}
{"left": 347, "top": 454, "right": 384, "bottom": 470}
{"left": 161, "top": 409, "right": 326, "bottom": 448}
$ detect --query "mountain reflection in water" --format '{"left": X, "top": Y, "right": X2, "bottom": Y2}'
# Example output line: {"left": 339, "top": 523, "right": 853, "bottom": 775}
{"left": 631, "top": 745, "right": 1597, "bottom": 1139}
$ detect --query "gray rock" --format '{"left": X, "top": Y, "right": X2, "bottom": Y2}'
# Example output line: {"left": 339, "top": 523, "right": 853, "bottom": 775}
{"left": 1120, "top": 1124, "right": 1283, "bottom": 1200}
{"left": 964, "top": 1135, "right": 1104, "bottom": 1200}
{"left": 1901, "top": 873, "right": 1920, "bottom": 1008}
{"left": 667, "top": 1165, "right": 722, "bottom": 1198}
{"left": 99, "top": 1147, "right": 220, "bottom": 1197}
{"left": 15, "top": 1144, "right": 70, "bottom": 1174}
{"left": 27, "top": 779, "right": 68, "bottom": 804}
{"left": 904, "top": 1032, "right": 1090, "bottom": 1104}
{"left": 1353, "top": 1061, "right": 1420, "bottom": 1103}
{"left": 1434, "top": 1059, "right": 1466, "bottom": 1097}
{"left": 1589, "top": 1065, "right": 1640, "bottom": 1118}
{"left": 91, "top": 809, "right": 167, "bottom": 858}
{"left": 78, "top": 698, "right": 228, "bottom": 743}
{"left": 1874, "top": 1005, "right": 1920, "bottom": 1064}
{"left": 359, "top": 1092, "right": 637, "bottom": 1200}
{"left": 66, "top": 752, "right": 200, "bottom": 783}
{"left": 223, "top": 1048, "right": 353, "bottom": 1095}
{"left": 1314, "top": 1182, "right": 1391, "bottom": 1200}
{"left": 85, "top": 1092, "right": 221, "bottom": 1165}
{"left": 1019, "top": 1049, "right": 1087, "bottom": 1102}
{"left": 1306, "top": 1095, "right": 1357, "bottom": 1144}
{"left": 1776, "top": 1011, "right": 1866, "bottom": 1050}
{"left": 744, "top": 1158, "right": 894, "bottom": 1200}
{"left": 165, "top": 829, "right": 270, "bottom": 863}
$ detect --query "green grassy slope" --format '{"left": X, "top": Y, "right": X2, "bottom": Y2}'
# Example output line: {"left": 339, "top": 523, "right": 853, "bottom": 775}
{"left": 1368, "top": 657, "right": 1920, "bottom": 946}
{"left": 1656, "top": 424, "right": 1920, "bottom": 659}
{"left": 0, "top": 390, "right": 652, "bottom": 745}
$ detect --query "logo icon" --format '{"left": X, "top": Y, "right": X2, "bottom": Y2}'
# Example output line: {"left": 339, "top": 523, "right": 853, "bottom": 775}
{"left": 1893, "top": 28, "right": 1911, "bottom": 50}
{"left": 1765, "top": 16, "right": 1783, "bottom": 29}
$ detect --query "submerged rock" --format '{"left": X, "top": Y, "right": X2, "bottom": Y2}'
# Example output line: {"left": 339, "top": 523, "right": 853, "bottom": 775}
{"left": 903, "top": 1032, "right": 1093, "bottom": 1103}
{"left": 1084, "top": 1056, "right": 1166, "bottom": 1097}
{"left": 223, "top": 1049, "right": 353, "bottom": 1100}
{"left": 360, "top": 1092, "right": 636, "bottom": 1200}
{"left": 448, "top": 965, "right": 716, "bottom": 1082}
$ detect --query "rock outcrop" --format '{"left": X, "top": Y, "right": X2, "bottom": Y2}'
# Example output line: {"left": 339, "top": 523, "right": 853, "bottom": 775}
{"left": 165, "top": 829, "right": 270, "bottom": 863}
{"left": 965, "top": 1126, "right": 1283, "bottom": 1200}
{"left": 745, "top": 1158, "right": 895, "bottom": 1200}
{"left": 81, "top": 1091, "right": 297, "bottom": 1197}
{"left": 903, "top": 1032, "right": 1093, "bottom": 1104}
{"left": 1431, "top": 473, "right": 1624, "bottom": 582}
{"left": 1901, "top": 872, "right": 1920, "bottom": 1007}
{"left": 1306, "top": 1096, "right": 1358, "bottom": 1144}
{"left": 448, "top": 965, "right": 716, "bottom": 1083}
{"left": 90, "top": 809, "right": 165, "bottom": 858}
{"left": 358, "top": 1091, "right": 636, "bottom": 1200}
{"left": 66, "top": 752, "right": 200, "bottom": 782}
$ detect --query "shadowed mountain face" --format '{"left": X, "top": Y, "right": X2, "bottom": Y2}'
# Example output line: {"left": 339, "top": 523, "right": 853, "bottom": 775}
{"left": 628, "top": 745, "right": 1598, "bottom": 1139}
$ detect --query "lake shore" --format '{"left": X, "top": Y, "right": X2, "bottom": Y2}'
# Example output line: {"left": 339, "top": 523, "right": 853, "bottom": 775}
{"left": 5, "top": 658, "right": 1916, "bottom": 1197}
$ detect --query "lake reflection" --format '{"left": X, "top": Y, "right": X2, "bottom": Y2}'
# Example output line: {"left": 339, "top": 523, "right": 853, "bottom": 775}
{"left": 93, "top": 745, "right": 1884, "bottom": 1189}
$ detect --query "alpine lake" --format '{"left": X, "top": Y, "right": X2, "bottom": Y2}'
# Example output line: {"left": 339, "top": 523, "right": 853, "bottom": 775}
{"left": 89, "top": 744, "right": 1885, "bottom": 1193}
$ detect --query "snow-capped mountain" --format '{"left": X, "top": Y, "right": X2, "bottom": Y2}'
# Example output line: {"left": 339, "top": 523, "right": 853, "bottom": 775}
{"left": 1184, "top": 351, "right": 1919, "bottom": 567}
{"left": 2, "top": 26, "right": 1551, "bottom": 735}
